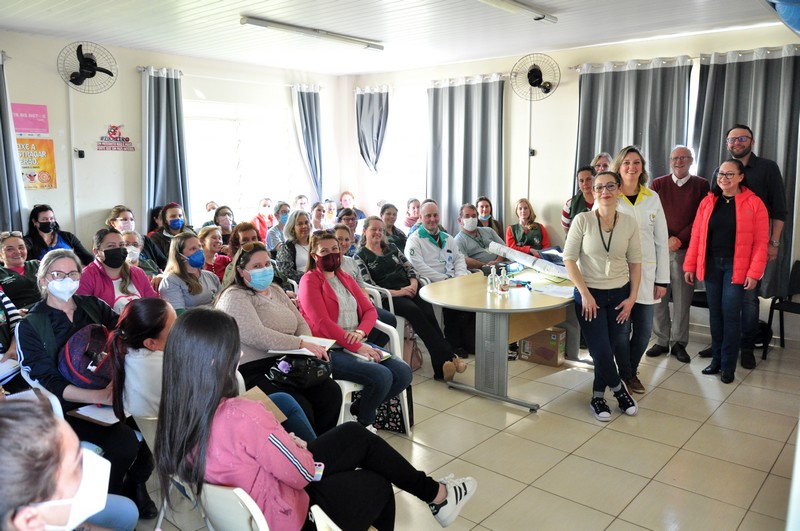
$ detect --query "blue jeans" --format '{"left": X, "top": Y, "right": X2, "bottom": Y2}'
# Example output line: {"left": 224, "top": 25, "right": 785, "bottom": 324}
{"left": 270, "top": 392, "right": 317, "bottom": 442}
{"left": 329, "top": 351, "right": 412, "bottom": 425}
{"left": 740, "top": 279, "right": 760, "bottom": 351}
{"left": 574, "top": 285, "right": 629, "bottom": 394}
{"left": 614, "top": 303, "right": 655, "bottom": 380}
{"left": 705, "top": 256, "right": 745, "bottom": 372}
{"left": 87, "top": 494, "right": 139, "bottom": 530}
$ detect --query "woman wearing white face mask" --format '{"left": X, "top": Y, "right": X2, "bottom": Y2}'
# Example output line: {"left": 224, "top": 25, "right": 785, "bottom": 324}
{"left": 15, "top": 249, "right": 158, "bottom": 519}
{"left": 120, "top": 230, "right": 159, "bottom": 278}
{"left": 0, "top": 399, "right": 139, "bottom": 531}
{"left": 106, "top": 205, "right": 167, "bottom": 270}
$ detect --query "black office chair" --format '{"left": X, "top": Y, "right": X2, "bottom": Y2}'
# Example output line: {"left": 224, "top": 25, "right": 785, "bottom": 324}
{"left": 764, "top": 261, "right": 800, "bottom": 360}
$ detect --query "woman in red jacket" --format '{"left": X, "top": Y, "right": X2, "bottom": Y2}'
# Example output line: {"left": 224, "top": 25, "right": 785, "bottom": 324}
{"left": 505, "top": 198, "right": 551, "bottom": 257}
{"left": 298, "top": 232, "right": 412, "bottom": 431}
{"left": 684, "top": 159, "right": 769, "bottom": 383}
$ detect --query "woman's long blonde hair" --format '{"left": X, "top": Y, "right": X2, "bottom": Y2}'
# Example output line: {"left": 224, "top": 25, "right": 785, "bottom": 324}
{"left": 165, "top": 232, "right": 202, "bottom": 295}
{"left": 515, "top": 198, "right": 539, "bottom": 231}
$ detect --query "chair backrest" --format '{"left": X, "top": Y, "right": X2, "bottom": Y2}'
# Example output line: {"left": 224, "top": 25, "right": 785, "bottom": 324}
{"left": 133, "top": 416, "right": 158, "bottom": 451}
{"left": 789, "top": 261, "right": 800, "bottom": 300}
{"left": 200, "top": 484, "right": 270, "bottom": 531}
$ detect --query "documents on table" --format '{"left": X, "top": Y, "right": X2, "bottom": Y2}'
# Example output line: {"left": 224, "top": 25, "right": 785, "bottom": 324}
{"left": 488, "top": 242, "right": 570, "bottom": 281}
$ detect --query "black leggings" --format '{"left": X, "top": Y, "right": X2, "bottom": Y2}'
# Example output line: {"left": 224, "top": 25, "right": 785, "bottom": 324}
{"left": 391, "top": 295, "right": 453, "bottom": 378}
{"left": 239, "top": 358, "right": 343, "bottom": 435}
{"left": 303, "top": 423, "right": 440, "bottom": 531}
{"left": 443, "top": 308, "right": 476, "bottom": 353}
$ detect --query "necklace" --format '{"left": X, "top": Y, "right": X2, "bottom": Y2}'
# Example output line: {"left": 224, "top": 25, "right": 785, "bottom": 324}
{"left": 722, "top": 195, "right": 735, "bottom": 204}
{"left": 596, "top": 211, "right": 618, "bottom": 276}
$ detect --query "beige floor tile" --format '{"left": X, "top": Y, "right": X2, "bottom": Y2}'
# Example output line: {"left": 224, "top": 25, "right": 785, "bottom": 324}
{"left": 658, "top": 370, "right": 739, "bottom": 401}
{"left": 606, "top": 407, "right": 702, "bottom": 447}
{"left": 604, "top": 519, "right": 648, "bottom": 531}
{"left": 790, "top": 423, "right": 798, "bottom": 445}
{"left": 411, "top": 412, "right": 498, "bottom": 455}
{"left": 446, "top": 395, "right": 530, "bottom": 430}
{"left": 146, "top": 487, "right": 207, "bottom": 531}
{"left": 412, "top": 378, "right": 473, "bottom": 411}
{"left": 683, "top": 424, "right": 783, "bottom": 472}
{"left": 751, "top": 474, "right": 791, "bottom": 520}
{"left": 507, "top": 377, "right": 568, "bottom": 406}
{"left": 725, "top": 385, "right": 800, "bottom": 418}
{"left": 634, "top": 362, "right": 677, "bottom": 388}
{"left": 507, "top": 359, "right": 538, "bottom": 377}
{"left": 743, "top": 370, "right": 800, "bottom": 395}
{"left": 529, "top": 366, "right": 594, "bottom": 389}
{"left": 757, "top": 354, "right": 800, "bottom": 377}
{"left": 460, "top": 432, "right": 568, "bottom": 483}
{"left": 541, "top": 389, "right": 624, "bottom": 425}
{"left": 384, "top": 435, "right": 456, "bottom": 473}
{"left": 771, "top": 444, "right": 795, "bottom": 479}
{"left": 505, "top": 409, "right": 602, "bottom": 453}
{"left": 637, "top": 387, "right": 722, "bottom": 422}
{"left": 533, "top": 455, "right": 649, "bottom": 516}
{"left": 430, "top": 458, "right": 527, "bottom": 523}
{"left": 137, "top": 518, "right": 185, "bottom": 531}
{"left": 393, "top": 490, "right": 476, "bottom": 530}
{"left": 411, "top": 371, "right": 431, "bottom": 386}
{"left": 410, "top": 403, "right": 441, "bottom": 425}
{"left": 574, "top": 429, "right": 678, "bottom": 478}
{"left": 639, "top": 351, "right": 692, "bottom": 371}
{"left": 514, "top": 363, "right": 561, "bottom": 381}
{"left": 481, "top": 487, "right": 614, "bottom": 531}
{"left": 619, "top": 480, "right": 746, "bottom": 530}
{"left": 654, "top": 449, "right": 766, "bottom": 508}
{"left": 706, "top": 402, "right": 797, "bottom": 442}
{"left": 738, "top": 511, "right": 787, "bottom": 531}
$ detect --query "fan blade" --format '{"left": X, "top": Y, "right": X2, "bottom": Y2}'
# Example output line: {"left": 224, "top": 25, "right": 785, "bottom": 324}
{"left": 95, "top": 66, "right": 114, "bottom": 77}
{"left": 69, "top": 71, "right": 87, "bottom": 86}
{"left": 76, "top": 44, "right": 85, "bottom": 63}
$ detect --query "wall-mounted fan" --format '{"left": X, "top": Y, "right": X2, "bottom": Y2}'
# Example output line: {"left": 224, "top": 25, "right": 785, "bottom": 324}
{"left": 57, "top": 41, "right": 118, "bottom": 94}
{"left": 510, "top": 53, "right": 560, "bottom": 100}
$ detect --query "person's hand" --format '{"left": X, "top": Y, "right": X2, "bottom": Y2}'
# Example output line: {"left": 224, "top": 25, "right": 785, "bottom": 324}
{"left": 285, "top": 290, "right": 297, "bottom": 300}
{"left": 344, "top": 330, "right": 365, "bottom": 344}
{"left": 357, "top": 344, "right": 384, "bottom": 362}
{"left": 580, "top": 292, "right": 598, "bottom": 321}
{"left": 96, "top": 383, "right": 114, "bottom": 406}
{"left": 743, "top": 276, "right": 758, "bottom": 290}
{"left": 288, "top": 432, "right": 308, "bottom": 450}
{"left": 18, "top": 308, "right": 28, "bottom": 317}
{"left": 220, "top": 244, "right": 230, "bottom": 256}
{"left": 302, "top": 341, "right": 329, "bottom": 361}
{"left": 684, "top": 272, "right": 695, "bottom": 285}
{"left": 530, "top": 250, "right": 541, "bottom": 258}
{"left": 768, "top": 246, "right": 778, "bottom": 263}
{"left": 615, "top": 296, "right": 636, "bottom": 323}
{"left": 405, "top": 283, "right": 418, "bottom": 297}
{"left": 0, "top": 348, "right": 16, "bottom": 363}
{"left": 654, "top": 286, "right": 668, "bottom": 300}
{"left": 668, "top": 236, "right": 681, "bottom": 253}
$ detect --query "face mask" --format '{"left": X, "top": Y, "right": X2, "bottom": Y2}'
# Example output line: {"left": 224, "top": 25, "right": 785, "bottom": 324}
{"left": 47, "top": 278, "right": 80, "bottom": 302}
{"left": 218, "top": 215, "right": 233, "bottom": 229}
{"left": 168, "top": 218, "right": 184, "bottom": 231}
{"left": 317, "top": 253, "right": 341, "bottom": 272}
{"left": 38, "top": 221, "right": 56, "bottom": 234}
{"left": 117, "top": 220, "right": 135, "bottom": 232}
{"left": 35, "top": 449, "right": 110, "bottom": 531}
{"left": 101, "top": 247, "right": 127, "bottom": 269}
{"left": 279, "top": 213, "right": 289, "bottom": 225}
{"left": 247, "top": 265, "right": 274, "bottom": 291}
{"left": 183, "top": 248, "right": 205, "bottom": 269}
{"left": 125, "top": 246, "right": 140, "bottom": 263}
{"left": 462, "top": 218, "right": 479, "bottom": 231}
{"left": 478, "top": 214, "right": 490, "bottom": 221}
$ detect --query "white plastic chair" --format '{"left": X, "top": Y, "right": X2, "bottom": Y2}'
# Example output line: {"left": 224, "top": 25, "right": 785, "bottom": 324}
{"left": 19, "top": 369, "right": 64, "bottom": 418}
{"left": 310, "top": 504, "right": 343, "bottom": 531}
{"left": 364, "top": 285, "right": 406, "bottom": 341}
{"left": 201, "top": 484, "right": 270, "bottom": 531}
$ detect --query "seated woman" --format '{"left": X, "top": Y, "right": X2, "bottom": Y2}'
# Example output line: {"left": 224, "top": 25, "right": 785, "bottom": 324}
{"left": 23, "top": 204, "right": 93, "bottom": 265}
{"left": 146, "top": 206, "right": 162, "bottom": 237}
{"left": 323, "top": 199, "right": 338, "bottom": 229}
{"left": 210, "top": 205, "right": 236, "bottom": 247}
{"left": 404, "top": 198, "right": 420, "bottom": 233}
{"left": 276, "top": 210, "right": 312, "bottom": 283}
{"left": 251, "top": 197, "right": 274, "bottom": 242}
{"left": 77, "top": 228, "right": 158, "bottom": 313}
{"left": 357, "top": 217, "right": 466, "bottom": 381}
{"left": 120, "top": 230, "right": 160, "bottom": 278}
{"left": 381, "top": 203, "right": 407, "bottom": 251}
{"left": 310, "top": 201, "right": 326, "bottom": 231}
{"left": 215, "top": 242, "right": 341, "bottom": 435}
{"left": 266, "top": 201, "right": 291, "bottom": 254}
{"left": 505, "top": 198, "right": 551, "bottom": 257}
{"left": 0, "top": 230, "right": 42, "bottom": 309}
{"left": 109, "top": 297, "right": 316, "bottom": 441}
{"left": 337, "top": 209, "right": 361, "bottom": 255}
{"left": 149, "top": 202, "right": 195, "bottom": 258}
{"left": 198, "top": 225, "right": 231, "bottom": 282}
{"left": 155, "top": 308, "right": 476, "bottom": 530}
{"left": 158, "top": 233, "right": 220, "bottom": 314}
{"left": 298, "top": 232, "right": 412, "bottom": 431}
{"left": 15, "top": 249, "right": 156, "bottom": 517}
{"left": 0, "top": 289, "right": 21, "bottom": 363}
{"left": 106, "top": 205, "right": 167, "bottom": 269}
{"left": 475, "top": 196, "right": 504, "bottom": 239}
{"left": 338, "top": 191, "right": 367, "bottom": 219}
{"left": 222, "top": 221, "right": 263, "bottom": 284}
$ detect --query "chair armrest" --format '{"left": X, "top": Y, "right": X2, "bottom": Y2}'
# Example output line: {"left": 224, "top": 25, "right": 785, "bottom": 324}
{"left": 373, "top": 320, "right": 404, "bottom": 365}
{"left": 370, "top": 285, "right": 395, "bottom": 313}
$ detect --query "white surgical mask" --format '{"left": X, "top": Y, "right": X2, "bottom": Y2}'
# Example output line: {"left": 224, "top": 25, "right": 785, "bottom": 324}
{"left": 462, "top": 218, "right": 479, "bottom": 232}
{"left": 125, "top": 246, "right": 140, "bottom": 263}
{"left": 35, "top": 449, "right": 110, "bottom": 530}
{"left": 117, "top": 220, "right": 135, "bottom": 232}
{"left": 46, "top": 278, "right": 80, "bottom": 302}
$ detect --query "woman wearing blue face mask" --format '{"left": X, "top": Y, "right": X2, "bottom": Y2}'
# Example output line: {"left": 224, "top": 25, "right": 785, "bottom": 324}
{"left": 158, "top": 233, "right": 220, "bottom": 315}
{"left": 214, "top": 241, "right": 343, "bottom": 435}
{"left": 266, "top": 201, "right": 291, "bottom": 255}
{"left": 148, "top": 202, "right": 195, "bottom": 258}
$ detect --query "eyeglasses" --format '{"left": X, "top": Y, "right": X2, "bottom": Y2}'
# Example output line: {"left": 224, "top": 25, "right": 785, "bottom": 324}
{"left": 594, "top": 163, "right": 609, "bottom": 171}
{"left": 48, "top": 271, "right": 81, "bottom": 281}
{"left": 340, "top": 217, "right": 356, "bottom": 223}
{"left": 717, "top": 172, "right": 740, "bottom": 180}
{"left": 593, "top": 183, "right": 619, "bottom": 192}
{"left": 671, "top": 155, "right": 692, "bottom": 162}
{"left": 0, "top": 231, "right": 23, "bottom": 242}
{"left": 726, "top": 136, "right": 752, "bottom": 145}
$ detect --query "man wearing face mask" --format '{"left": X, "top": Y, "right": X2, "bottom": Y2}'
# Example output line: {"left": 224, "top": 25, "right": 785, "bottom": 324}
{"left": 453, "top": 203, "right": 507, "bottom": 271}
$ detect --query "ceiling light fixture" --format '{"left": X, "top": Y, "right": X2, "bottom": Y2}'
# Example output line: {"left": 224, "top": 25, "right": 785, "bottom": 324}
{"left": 477, "top": 0, "right": 557, "bottom": 23}
{"left": 240, "top": 15, "right": 384, "bottom": 51}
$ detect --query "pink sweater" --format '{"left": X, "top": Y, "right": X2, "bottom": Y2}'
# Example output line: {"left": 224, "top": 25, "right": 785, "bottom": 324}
{"left": 76, "top": 259, "right": 158, "bottom": 308}
{"left": 204, "top": 398, "right": 315, "bottom": 531}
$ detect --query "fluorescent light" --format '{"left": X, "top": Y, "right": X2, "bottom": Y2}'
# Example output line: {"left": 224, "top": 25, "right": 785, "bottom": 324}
{"left": 240, "top": 15, "right": 384, "bottom": 51}
{"left": 478, "top": 0, "right": 557, "bottom": 23}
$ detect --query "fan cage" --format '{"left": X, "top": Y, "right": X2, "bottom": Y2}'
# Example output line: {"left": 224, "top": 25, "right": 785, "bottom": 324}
{"left": 510, "top": 53, "right": 560, "bottom": 101}
{"left": 57, "top": 41, "right": 118, "bottom": 94}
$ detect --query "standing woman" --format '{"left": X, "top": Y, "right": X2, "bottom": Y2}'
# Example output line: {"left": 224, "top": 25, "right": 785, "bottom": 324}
{"left": 505, "top": 198, "right": 551, "bottom": 257}
{"left": 610, "top": 146, "right": 670, "bottom": 394}
{"left": 158, "top": 232, "right": 220, "bottom": 314}
{"left": 684, "top": 159, "right": 768, "bottom": 383}
{"left": 23, "top": 204, "right": 93, "bottom": 265}
{"left": 77, "top": 228, "right": 158, "bottom": 313}
{"left": 310, "top": 201, "right": 326, "bottom": 231}
{"left": 276, "top": 210, "right": 312, "bottom": 283}
{"left": 106, "top": 205, "right": 167, "bottom": 270}
{"left": 197, "top": 225, "right": 231, "bottom": 283}
{"left": 298, "top": 231, "right": 412, "bottom": 430}
{"left": 561, "top": 166, "right": 596, "bottom": 233}
{"left": 211, "top": 205, "right": 236, "bottom": 246}
{"left": 475, "top": 196, "right": 504, "bottom": 239}
{"left": 381, "top": 203, "right": 407, "bottom": 252}
{"left": 0, "top": 231, "right": 42, "bottom": 309}
{"left": 564, "top": 172, "right": 642, "bottom": 421}
{"left": 149, "top": 202, "right": 195, "bottom": 258}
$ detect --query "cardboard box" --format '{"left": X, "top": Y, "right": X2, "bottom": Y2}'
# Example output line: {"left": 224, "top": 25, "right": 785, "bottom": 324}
{"left": 519, "top": 327, "right": 566, "bottom": 366}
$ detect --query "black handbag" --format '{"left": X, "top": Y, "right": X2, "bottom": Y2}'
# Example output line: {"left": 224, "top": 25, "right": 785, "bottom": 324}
{"left": 266, "top": 355, "right": 332, "bottom": 389}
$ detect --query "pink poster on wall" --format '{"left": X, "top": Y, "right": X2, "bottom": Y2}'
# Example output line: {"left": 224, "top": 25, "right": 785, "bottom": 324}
{"left": 11, "top": 103, "right": 49, "bottom": 134}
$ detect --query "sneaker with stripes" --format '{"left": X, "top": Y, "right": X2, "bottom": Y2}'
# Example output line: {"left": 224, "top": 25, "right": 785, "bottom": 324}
{"left": 428, "top": 474, "right": 477, "bottom": 527}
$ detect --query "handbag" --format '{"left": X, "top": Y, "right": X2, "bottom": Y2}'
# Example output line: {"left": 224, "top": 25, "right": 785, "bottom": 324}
{"left": 265, "top": 355, "right": 332, "bottom": 390}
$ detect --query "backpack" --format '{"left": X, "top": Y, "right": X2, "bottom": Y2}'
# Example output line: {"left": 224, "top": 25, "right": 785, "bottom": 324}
{"left": 57, "top": 324, "right": 112, "bottom": 389}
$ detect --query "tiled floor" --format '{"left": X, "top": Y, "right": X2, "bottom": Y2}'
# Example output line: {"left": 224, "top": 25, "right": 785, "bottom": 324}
{"left": 139, "top": 332, "right": 797, "bottom": 530}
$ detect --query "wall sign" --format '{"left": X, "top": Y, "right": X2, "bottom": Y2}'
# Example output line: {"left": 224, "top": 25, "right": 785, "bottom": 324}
{"left": 11, "top": 103, "right": 49, "bottom": 135}
{"left": 97, "top": 124, "right": 135, "bottom": 151}
{"left": 17, "top": 138, "right": 57, "bottom": 189}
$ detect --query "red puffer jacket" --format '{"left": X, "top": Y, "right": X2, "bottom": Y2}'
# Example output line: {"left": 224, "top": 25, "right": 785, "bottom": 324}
{"left": 683, "top": 187, "right": 769, "bottom": 284}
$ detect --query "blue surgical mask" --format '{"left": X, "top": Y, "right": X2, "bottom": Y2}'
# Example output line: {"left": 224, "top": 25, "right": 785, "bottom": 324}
{"left": 478, "top": 214, "right": 490, "bottom": 221}
{"left": 247, "top": 265, "right": 274, "bottom": 291}
{"left": 279, "top": 213, "right": 289, "bottom": 225}
{"left": 183, "top": 249, "right": 205, "bottom": 268}
{"left": 168, "top": 218, "right": 184, "bottom": 230}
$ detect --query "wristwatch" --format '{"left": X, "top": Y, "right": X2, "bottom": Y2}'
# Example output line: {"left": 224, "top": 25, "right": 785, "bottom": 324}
{"left": 770, "top": 240, "right": 780, "bottom": 248}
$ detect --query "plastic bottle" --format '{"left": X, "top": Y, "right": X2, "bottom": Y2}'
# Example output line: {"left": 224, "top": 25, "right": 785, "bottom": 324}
{"left": 498, "top": 266, "right": 510, "bottom": 295}
{"left": 488, "top": 264, "right": 497, "bottom": 293}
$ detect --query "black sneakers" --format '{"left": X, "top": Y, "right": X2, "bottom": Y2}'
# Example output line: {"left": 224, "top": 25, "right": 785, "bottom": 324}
{"left": 613, "top": 383, "right": 638, "bottom": 416}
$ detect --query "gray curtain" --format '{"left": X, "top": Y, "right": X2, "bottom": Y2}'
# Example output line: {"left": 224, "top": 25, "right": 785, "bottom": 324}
{"left": 0, "top": 53, "right": 25, "bottom": 231}
{"left": 693, "top": 44, "right": 800, "bottom": 298}
{"left": 575, "top": 56, "right": 692, "bottom": 185}
{"left": 355, "top": 87, "right": 389, "bottom": 172}
{"left": 140, "top": 67, "right": 190, "bottom": 224}
{"left": 293, "top": 85, "right": 322, "bottom": 201}
{"left": 427, "top": 75, "right": 504, "bottom": 234}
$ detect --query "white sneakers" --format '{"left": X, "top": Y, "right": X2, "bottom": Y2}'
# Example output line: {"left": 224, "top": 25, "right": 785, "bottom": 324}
{"left": 429, "top": 474, "right": 477, "bottom": 527}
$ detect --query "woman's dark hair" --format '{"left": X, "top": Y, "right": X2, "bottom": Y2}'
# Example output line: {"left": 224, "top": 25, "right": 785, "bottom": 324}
{"left": 25, "top": 204, "right": 60, "bottom": 255}
{"left": 155, "top": 308, "right": 241, "bottom": 506}
{"left": 577, "top": 165, "right": 596, "bottom": 177}
{"left": 361, "top": 216, "right": 388, "bottom": 251}
{"left": 475, "top": 196, "right": 494, "bottom": 217}
{"left": 380, "top": 203, "right": 397, "bottom": 216}
{"left": 93, "top": 228, "right": 133, "bottom": 294}
{"left": 715, "top": 158, "right": 748, "bottom": 195}
{"left": 0, "top": 400, "right": 62, "bottom": 526}
{"left": 108, "top": 298, "right": 173, "bottom": 421}
{"left": 228, "top": 221, "right": 260, "bottom": 257}
{"left": 212, "top": 205, "right": 235, "bottom": 227}
{"left": 160, "top": 202, "right": 183, "bottom": 226}
{"left": 337, "top": 208, "right": 356, "bottom": 222}
{"left": 148, "top": 206, "right": 163, "bottom": 233}
{"left": 596, "top": 170, "right": 622, "bottom": 186}
{"left": 307, "top": 231, "right": 339, "bottom": 272}
{"left": 223, "top": 241, "right": 270, "bottom": 295}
